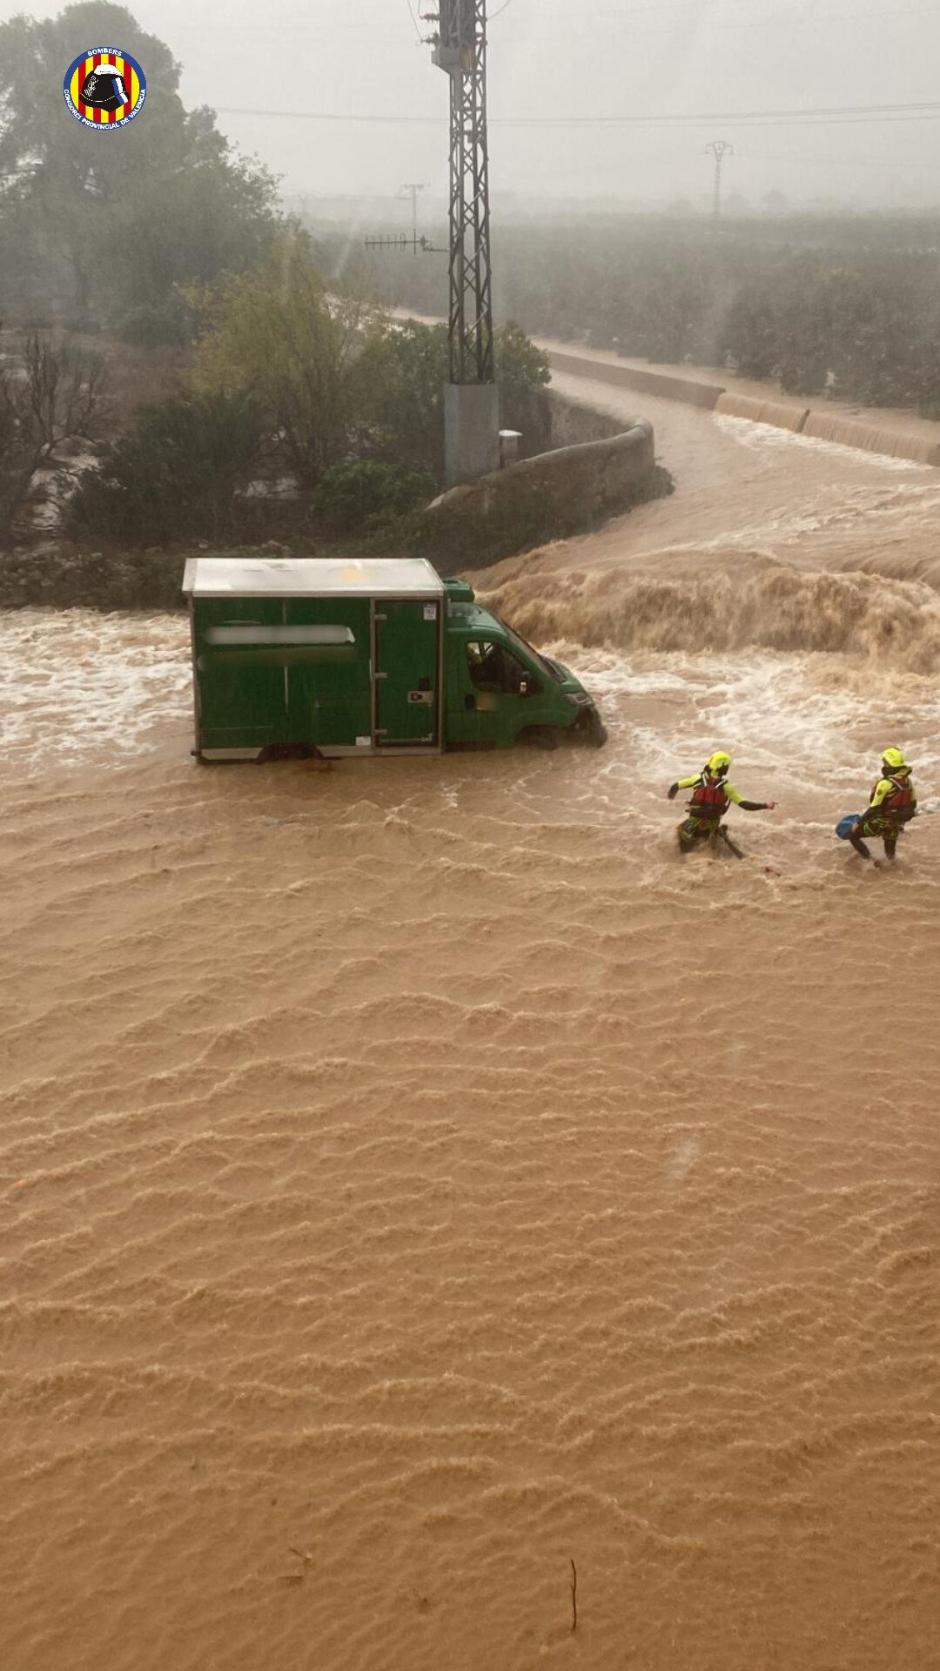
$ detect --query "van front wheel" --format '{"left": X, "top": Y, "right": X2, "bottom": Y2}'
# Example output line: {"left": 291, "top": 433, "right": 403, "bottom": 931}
{"left": 575, "top": 708, "right": 607, "bottom": 748}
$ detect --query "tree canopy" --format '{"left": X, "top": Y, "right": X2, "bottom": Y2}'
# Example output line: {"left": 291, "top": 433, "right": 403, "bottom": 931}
{"left": 193, "top": 238, "right": 553, "bottom": 488}
{"left": 192, "top": 237, "right": 367, "bottom": 488}
{"left": 0, "top": 3, "right": 279, "bottom": 336}
{"left": 344, "top": 212, "right": 940, "bottom": 417}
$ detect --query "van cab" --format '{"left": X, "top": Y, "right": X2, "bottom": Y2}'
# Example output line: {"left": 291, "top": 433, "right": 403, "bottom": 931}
{"left": 442, "top": 580, "right": 606, "bottom": 750}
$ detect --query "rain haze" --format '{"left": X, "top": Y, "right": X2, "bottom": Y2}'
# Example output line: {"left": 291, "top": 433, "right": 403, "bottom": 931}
{"left": 2, "top": 0, "right": 939, "bottom": 209}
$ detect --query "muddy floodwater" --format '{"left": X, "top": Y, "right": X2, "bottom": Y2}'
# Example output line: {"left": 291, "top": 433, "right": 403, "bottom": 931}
{"left": 2, "top": 377, "right": 939, "bottom": 1671}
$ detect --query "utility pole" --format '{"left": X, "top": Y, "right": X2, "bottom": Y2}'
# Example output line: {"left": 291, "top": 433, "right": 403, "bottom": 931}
{"left": 431, "top": 0, "right": 499, "bottom": 484}
{"left": 399, "top": 181, "right": 429, "bottom": 239}
{"left": 705, "top": 140, "right": 734, "bottom": 222}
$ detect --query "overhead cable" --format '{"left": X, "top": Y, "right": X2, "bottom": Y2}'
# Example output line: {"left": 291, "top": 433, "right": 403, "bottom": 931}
{"left": 216, "top": 98, "right": 940, "bottom": 130}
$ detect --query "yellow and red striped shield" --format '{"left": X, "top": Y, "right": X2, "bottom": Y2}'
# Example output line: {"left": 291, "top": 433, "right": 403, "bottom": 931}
{"left": 64, "top": 47, "right": 147, "bottom": 129}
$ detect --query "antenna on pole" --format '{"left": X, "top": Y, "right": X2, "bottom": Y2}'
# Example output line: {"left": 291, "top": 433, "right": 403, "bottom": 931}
{"left": 364, "top": 233, "right": 445, "bottom": 254}
{"left": 705, "top": 140, "right": 734, "bottom": 222}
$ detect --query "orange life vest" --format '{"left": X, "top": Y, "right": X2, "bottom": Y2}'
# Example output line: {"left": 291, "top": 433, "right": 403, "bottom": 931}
{"left": 688, "top": 776, "right": 729, "bottom": 821}
{"left": 870, "top": 775, "right": 915, "bottom": 824}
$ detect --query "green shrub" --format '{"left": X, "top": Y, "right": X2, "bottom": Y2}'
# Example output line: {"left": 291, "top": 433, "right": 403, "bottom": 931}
{"left": 118, "top": 293, "right": 196, "bottom": 349}
{"left": 0, "top": 544, "right": 186, "bottom": 610}
{"left": 69, "top": 391, "right": 265, "bottom": 544}
{"left": 311, "top": 459, "right": 436, "bottom": 533}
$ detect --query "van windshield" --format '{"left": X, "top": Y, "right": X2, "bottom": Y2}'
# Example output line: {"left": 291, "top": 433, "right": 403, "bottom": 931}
{"left": 493, "top": 617, "right": 563, "bottom": 682}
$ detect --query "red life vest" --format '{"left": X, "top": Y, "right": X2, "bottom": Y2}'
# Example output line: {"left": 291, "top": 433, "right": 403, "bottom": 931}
{"left": 688, "top": 776, "right": 729, "bottom": 821}
{"left": 871, "top": 775, "right": 915, "bottom": 823}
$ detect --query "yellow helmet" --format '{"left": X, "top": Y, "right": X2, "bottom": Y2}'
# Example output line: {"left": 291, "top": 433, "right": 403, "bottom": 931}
{"left": 707, "top": 751, "right": 732, "bottom": 772}
{"left": 882, "top": 747, "right": 907, "bottom": 770}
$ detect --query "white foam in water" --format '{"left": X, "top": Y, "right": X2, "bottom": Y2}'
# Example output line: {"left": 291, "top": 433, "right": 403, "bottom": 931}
{"left": 2, "top": 612, "right": 937, "bottom": 872}
{"left": 715, "top": 413, "right": 932, "bottom": 473}
{"left": 0, "top": 610, "right": 191, "bottom": 772}
{"left": 543, "top": 640, "right": 940, "bottom": 862}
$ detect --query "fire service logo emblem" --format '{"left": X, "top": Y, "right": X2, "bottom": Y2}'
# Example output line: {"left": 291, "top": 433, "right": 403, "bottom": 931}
{"left": 63, "top": 48, "right": 146, "bottom": 130}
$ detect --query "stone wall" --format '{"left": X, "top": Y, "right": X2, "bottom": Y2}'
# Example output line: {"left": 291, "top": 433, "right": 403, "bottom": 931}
{"left": 546, "top": 390, "right": 625, "bottom": 448}
{"left": 801, "top": 411, "right": 940, "bottom": 466}
{"left": 546, "top": 346, "right": 940, "bottom": 469}
{"left": 547, "top": 350, "right": 725, "bottom": 409}
{"left": 715, "top": 392, "right": 810, "bottom": 433}
{"left": 413, "top": 420, "right": 662, "bottom": 571}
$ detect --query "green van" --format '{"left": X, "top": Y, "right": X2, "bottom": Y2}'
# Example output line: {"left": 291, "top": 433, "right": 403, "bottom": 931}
{"left": 183, "top": 556, "right": 606, "bottom": 760}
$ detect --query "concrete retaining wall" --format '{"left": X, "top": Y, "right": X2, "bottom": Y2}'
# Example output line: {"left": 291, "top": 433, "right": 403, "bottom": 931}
{"left": 547, "top": 350, "right": 724, "bottom": 409}
{"left": 801, "top": 411, "right": 940, "bottom": 467}
{"left": 716, "top": 392, "right": 810, "bottom": 433}
{"left": 415, "top": 419, "right": 660, "bottom": 570}
{"left": 546, "top": 389, "right": 625, "bottom": 448}
{"left": 548, "top": 346, "right": 940, "bottom": 468}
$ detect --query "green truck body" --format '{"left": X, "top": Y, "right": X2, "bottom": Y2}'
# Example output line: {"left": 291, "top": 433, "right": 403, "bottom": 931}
{"left": 182, "top": 556, "right": 605, "bottom": 760}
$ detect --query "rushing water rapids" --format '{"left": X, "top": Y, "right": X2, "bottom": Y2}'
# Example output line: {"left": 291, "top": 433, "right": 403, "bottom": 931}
{"left": 2, "top": 380, "right": 939, "bottom": 1671}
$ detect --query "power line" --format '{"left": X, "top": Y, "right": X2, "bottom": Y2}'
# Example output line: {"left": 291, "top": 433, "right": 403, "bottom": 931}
{"left": 496, "top": 108, "right": 940, "bottom": 129}
{"left": 217, "top": 97, "right": 940, "bottom": 129}
{"left": 493, "top": 99, "right": 940, "bottom": 124}
{"left": 219, "top": 107, "right": 436, "bottom": 124}
{"left": 404, "top": 0, "right": 423, "bottom": 42}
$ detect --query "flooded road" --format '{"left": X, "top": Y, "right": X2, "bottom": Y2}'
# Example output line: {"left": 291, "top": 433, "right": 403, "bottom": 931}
{"left": 2, "top": 385, "right": 938, "bottom": 1671}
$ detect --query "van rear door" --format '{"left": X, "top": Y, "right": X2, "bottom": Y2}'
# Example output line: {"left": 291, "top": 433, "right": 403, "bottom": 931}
{"left": 373, "top": 598, "right": 441, "bottom": 747}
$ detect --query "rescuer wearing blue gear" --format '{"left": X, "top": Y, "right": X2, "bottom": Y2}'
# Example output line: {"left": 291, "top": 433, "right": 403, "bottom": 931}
{"left": 847, "top": 748, "right": 917, "bottom": 863}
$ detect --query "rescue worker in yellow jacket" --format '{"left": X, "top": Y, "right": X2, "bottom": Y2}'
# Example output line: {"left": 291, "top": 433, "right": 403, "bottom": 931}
{"left": 667, "top": 751, "right": 775, "bottom": 854}
{"left": 847, "top": 748, "right": 917, "bottom": 862}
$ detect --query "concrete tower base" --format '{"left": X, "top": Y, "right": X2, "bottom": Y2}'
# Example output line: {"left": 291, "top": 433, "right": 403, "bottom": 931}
{"left": 444, "top": 382, "right": 500, "bottom": 488}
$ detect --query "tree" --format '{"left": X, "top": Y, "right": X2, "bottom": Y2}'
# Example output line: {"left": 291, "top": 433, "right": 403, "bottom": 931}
{"left": 355, "top": 318, "right": 450, "bottom": 481}
{"left": 193, "top": 238, "right": 364, "bottom": 487}
{"left": 495, "top": 321, "right": 552, "bottom": 450}
{"left": 0, "top": 3, "right": 279, "bottom": 333}
{"left": 69, "top": 390, "right": 265, "bottom": 542}
{"left": 195, "top": 261, "right": 554, "bottom": 491}
{"left": 762, "top": 190, "right": 790, "bottom": 216}
{"left": 0, "top": 330, "right": 106, "bottom": 541}
{"left": 720, "top": 289, "right": 780, "bottom": 379}
{"left": 496, "top": 322, "right": 550, "bottom": 399}
{"left": 354, "top": 317, "right": 552, "bottom": 482}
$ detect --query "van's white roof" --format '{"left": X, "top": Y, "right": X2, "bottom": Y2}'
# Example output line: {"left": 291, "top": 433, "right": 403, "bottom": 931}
{"left": 183, "top": 556, "right": 444, "bottom": 599}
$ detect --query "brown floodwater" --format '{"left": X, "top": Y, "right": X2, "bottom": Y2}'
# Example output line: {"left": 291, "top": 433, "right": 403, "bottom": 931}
{"left": 1, "top": 376, "right": 938, "bottom": 1671}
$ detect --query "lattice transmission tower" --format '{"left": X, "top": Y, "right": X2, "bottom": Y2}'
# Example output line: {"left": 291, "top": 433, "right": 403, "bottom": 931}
{"left": 431, "top": 0, "right": 500, "bottom": 482}
{"left": 432, "top": 0, "right": 495, "bottom": 386}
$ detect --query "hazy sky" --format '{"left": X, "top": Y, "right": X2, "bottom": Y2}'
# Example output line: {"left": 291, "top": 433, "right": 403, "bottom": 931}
{"left": 7, "top": 0, "right": 940, "bottom": 210}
